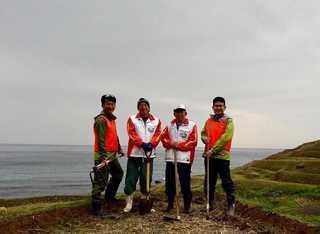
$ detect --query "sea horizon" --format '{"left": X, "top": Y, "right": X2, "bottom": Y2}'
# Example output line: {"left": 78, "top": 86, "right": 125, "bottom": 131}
{"left": 0, "top": 144, "right": 281, "bottom": 198}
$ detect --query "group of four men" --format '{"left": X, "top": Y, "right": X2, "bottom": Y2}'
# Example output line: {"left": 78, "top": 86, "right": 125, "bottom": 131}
{"left": 91, "top": 95, "right": 235, "bottom": 217}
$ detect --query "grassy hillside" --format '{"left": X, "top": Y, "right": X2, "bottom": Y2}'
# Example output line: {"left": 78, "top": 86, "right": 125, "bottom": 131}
{"left": 232, "top": 140, "right": 320, "bottom": 227}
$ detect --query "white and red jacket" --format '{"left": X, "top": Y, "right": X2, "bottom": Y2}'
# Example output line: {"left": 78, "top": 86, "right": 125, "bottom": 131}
{"left": 127, "top": 113, "right": 162, "bottom": 158}
{"left": 161, "top": 118, "right": 198, "bottom": 164}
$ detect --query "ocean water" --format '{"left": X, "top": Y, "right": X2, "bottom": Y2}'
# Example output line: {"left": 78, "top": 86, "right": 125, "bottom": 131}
{"left": 0, "top": 144, "right": 281, "bottom": 198}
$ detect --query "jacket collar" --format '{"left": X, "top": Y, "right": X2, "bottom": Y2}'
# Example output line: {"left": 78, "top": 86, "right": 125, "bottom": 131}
{"left": 135, "top": 112, "right": 155, "bottom": 121}
{"left": 99, "top": 111, "right": 117, "bottom": 120}
{"left": 210, "top": 114, "right": 228, "bottom": 122}
{"left": 171, "top": 118, "right": 189, "bottom": 125}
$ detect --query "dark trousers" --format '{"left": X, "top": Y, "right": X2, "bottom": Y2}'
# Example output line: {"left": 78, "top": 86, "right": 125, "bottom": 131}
{"left": 165, "top": 162, "right": 192, "bottom": 209}
{"left": 204, "top": 158, "right": 235, "bottom": 205}
{"left": 91, "top": 158, "right": 124, "bottom": 204}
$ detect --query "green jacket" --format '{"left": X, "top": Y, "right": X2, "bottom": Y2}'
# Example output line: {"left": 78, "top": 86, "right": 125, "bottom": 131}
{"left": 93, "top": 111, "right": 122, "bottom": 161}
{"left": 201, "top": 114, "right": 234, "bottom": 160}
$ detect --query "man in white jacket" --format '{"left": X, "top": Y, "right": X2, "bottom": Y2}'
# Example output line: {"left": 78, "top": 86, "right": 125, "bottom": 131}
{"left": 123, "top": 98, "right": 162, "bottom": 213}
{"left": 161, "top": 104, "right": 198, "bottom": 213}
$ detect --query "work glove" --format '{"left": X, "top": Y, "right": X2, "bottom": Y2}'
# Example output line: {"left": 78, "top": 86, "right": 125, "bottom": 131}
{"left": 141, "top": 143, "right": 149, "bottom": 152}
{"left": 146, "top": 143, "right": 153, "bottom": 152}
{"left": 141, "top": 142, "right": 153, "bottom": 152}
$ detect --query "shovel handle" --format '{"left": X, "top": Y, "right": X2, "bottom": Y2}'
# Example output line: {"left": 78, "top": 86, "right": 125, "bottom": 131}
{"left": 207, "top": 154, "right": 210, "bottom": 216}
{"left": 146, "top": 160, "right": 150, "bottom": 195}
{"left": 144, "top": 150, "right": 152, "bottom": 195}
{"left": 173, "top": 149, "right": 180, "bottom": 219}
{"left": 89, "top": 154, "right": 124, "bottom": 184}
{"left": 94, "top": 153, "right": 125, "bottom": 171}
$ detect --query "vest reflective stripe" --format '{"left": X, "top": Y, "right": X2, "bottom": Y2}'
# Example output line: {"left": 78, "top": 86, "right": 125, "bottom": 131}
{"left": 205, "top": 118, "right": 232, "bottom": 152}
{"left": 165, "top": 120, "right": 196, "bottom": 164}
{"left": 94, "top": 116, "right": 119, "bottom": 153}
{"left": 128, "top": 115, "right": 160, "bottom": 158}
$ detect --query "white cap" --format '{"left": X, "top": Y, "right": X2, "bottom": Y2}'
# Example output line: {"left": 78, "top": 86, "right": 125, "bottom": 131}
{"left": 174, "top": 104, "right": 187, "bottom": 111}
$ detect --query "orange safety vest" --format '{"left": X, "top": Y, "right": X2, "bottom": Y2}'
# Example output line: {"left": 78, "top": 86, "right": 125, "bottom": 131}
{"left": 94, "top": 116, "right": 119, "bottom": 153}
{"left": 205, "top": 118, "right": 232, "bottom": 151}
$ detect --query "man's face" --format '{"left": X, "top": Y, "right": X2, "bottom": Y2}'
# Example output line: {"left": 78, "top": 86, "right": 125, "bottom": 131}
{"left": 174, "top": 110, "right": 187, "bottom": 123}
{"left": 102, "top": 100, "right": 116, "bottom": 114}
{"left": 138, "top": 103, "right": 150, "bottom": 118}
{"left": 212, "top": 101, "right": 225, "bottom": 115}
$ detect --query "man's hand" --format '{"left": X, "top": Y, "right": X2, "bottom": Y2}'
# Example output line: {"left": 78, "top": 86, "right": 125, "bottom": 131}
{"left": 205, "top": 149, "right": 214, "bottom": 158}
{"left": 118, "top": 150, "right": 125, "bottom": 157}
{"left": 95, "top": 158, "right": 109, "bottom": 171}
{"left": 146, "top": 143, "right": 153, "bottom": 152}
{"left": 141, "top": 142, "right": 153, "bottom": 152}
{"left": 141, "top": 142, "right": 149, "bottom": 152}
{"left": 171, "top": 141, "right": 178, "bottom": 149}
{"left": 203, "top": 138, "right": 209, "bottom": 144}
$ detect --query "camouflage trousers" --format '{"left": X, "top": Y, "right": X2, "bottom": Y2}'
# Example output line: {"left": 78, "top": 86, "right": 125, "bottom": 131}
{"left": 91, "top": 158, "right": 124, "bottom": 203}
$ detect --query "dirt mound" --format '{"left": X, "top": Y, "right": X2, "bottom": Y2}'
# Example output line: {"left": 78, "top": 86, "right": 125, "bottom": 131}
{"left": 0, "top": 205, "right": 90, "bottom": 234}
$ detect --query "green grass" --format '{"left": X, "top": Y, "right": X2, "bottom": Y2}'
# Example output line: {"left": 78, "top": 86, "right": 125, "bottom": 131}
{"left": 229, "top": 140, "right": 320, "bottom": 227}
{"left": 0, "top": 196, "right": 90, "bottom": 221}
{"left": 0, "top": 195, "right": 88, "bottom": 207}
{"left": 267, "top": 141, "right": 320, "bottom": 160}
{"left": 243, "top": 160, "right": 320, "bottom": 174}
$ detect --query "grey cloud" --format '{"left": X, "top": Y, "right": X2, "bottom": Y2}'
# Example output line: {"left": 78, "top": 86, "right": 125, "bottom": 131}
{"left": 0, "top": 0, "right": 319, "bottom": 148}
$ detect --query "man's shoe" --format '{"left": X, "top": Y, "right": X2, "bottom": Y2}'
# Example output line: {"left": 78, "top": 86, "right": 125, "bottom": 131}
{"left": 183, "top": 204, "right": 192, "bottom": 214}
{"left": 105, "top": 196, "right": 120, "bottom": 203}
{"left": 123, "top": 194, "right": 133, "bottom": 213}
{"left": 164, "top": 203, "right": 173, "bottom": 212}
{"left": 183, "top": 207, "right": 191, "bottom": 214}
{"left": 201, "top": 200, "right": 215, "bottom": 212}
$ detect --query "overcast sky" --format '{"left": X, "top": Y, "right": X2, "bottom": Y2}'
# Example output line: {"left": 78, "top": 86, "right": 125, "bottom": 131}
{"left": 0, "top": 0, "right": 319, "bottom": 148}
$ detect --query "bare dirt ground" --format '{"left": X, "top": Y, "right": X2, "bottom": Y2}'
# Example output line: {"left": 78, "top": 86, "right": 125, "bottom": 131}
{"left": 1, "top": 192, "right": 319, "bottom": 234}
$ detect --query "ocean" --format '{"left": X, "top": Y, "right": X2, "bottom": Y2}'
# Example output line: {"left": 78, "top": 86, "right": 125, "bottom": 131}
{"left": 0, "top": 144, "right": 281, "bottom": 198}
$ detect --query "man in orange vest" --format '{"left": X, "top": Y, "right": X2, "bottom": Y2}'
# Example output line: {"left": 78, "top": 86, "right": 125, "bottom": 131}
{"left": 91, "top": 94, "right": 125, "bottom": 217}
{"left": 201, "top": 97, "right": 235, "bottom": 216}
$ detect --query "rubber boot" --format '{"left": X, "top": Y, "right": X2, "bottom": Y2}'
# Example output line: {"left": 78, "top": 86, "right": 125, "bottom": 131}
{"left": 92, "top": 200, "right": 106, "bottom": 217}
{"left": 105, "top": 195, "right": 120, "bottom": 204}
{"left": 209, "top": 200, "right": 216, "bottom": 211}
{"left": 227, "top": 203, "right": 235, "bottom": 216}
{"left": 123, "top": 194, "right": 133, "bottom": 213}
{"left": 226, "top": 194, "right": 235, "bottom": 216}
{"left": 183, "top": 197, "right": 192, "bottom": 214}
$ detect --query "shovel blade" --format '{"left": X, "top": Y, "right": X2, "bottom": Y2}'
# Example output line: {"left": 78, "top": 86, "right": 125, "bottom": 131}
{"left": 139, "top": 198, "right": 154, "bottom": 215}
{"left": 163, "top": 215, "right": 181, "bottom": 222}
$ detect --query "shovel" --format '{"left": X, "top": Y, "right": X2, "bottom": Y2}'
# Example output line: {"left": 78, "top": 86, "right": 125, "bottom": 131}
{"left": 89, "top": 154, "right": 124, "bottom": 184}
{"left": 205, "top": 147, "right": 210, "bottom": 219}
{"left": 163, "top": 149, "right": 181, "bottom": 221}
{"left": 139, "top": 150, "right": 154, "bottom": 215}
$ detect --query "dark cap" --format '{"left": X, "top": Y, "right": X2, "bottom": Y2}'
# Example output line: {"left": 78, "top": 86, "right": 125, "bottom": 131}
{"left": 137, "top": 97, "right": 150, "bottom": 109}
